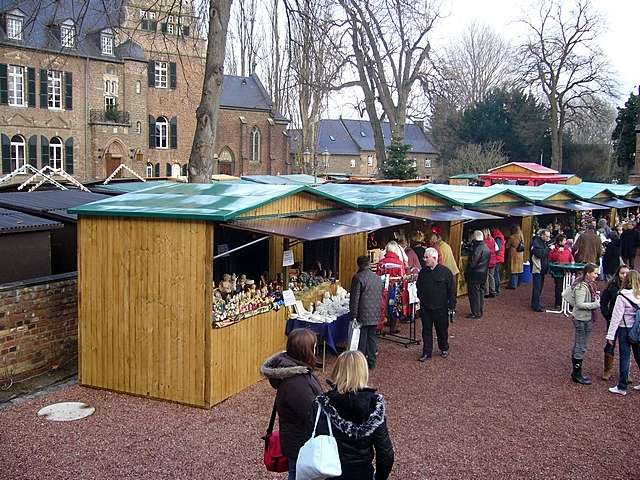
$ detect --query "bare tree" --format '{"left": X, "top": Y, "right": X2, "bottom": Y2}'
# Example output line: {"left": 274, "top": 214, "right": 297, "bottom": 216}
{"left": 232, "top": 0, "right": 260, "bottom": 76}
{"left": 425, "top": 22, "right": 519, "bottom": 109}
{"left": 188, "top": 0, "right": 234, "bottom": 183}
{"left": 519, "top": 0, "right": 617, "bottom": 172}
{"left": 338, "top": 0, "right": 439, "bottom": 165}
{"left": 446, "top": 142, "right": 507, "bottom": 177}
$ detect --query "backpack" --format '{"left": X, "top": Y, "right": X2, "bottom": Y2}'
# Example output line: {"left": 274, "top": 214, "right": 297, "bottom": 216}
{"left": 562, "top": 285, "right": 576, "bottom": 307}
{"left": 619, "top": 294, "right": 640, "bottom": 345}
{"left": 516, "top": 239, "right": 525, "bottom": 253}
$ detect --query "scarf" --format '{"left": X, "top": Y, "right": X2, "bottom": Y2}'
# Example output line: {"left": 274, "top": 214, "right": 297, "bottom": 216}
{"left": 572, "top": 275, "right": 599, "bottom": 321}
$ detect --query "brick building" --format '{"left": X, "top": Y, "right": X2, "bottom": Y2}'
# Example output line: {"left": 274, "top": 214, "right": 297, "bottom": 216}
{"left": 0, "top": 1, "right": 289, "bottom": 183}
{"left": 290, "top": 118, "right": 440, "bottom": 180}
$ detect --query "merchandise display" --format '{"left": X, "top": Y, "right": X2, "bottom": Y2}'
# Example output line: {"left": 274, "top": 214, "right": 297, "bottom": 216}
{"left": 212, "top": 273, "right": 284, "bottom": 328}
{"left": 290, "top": 284, "right": 350, "bottom": 324}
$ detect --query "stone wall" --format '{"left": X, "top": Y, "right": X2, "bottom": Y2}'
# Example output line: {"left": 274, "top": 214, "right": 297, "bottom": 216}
{"left": 0, "top": 273, "right": 77, "bottom": 381}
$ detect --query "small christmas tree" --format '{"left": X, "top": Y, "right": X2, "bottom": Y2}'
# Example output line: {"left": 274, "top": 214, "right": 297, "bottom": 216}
{"left": 381, "top": 136, "right": 417, "bottom": 179}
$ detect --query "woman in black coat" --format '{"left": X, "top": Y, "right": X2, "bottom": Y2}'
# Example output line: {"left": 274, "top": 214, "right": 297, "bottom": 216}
{"left": 602, "top": 231, "right": 622, "bottom": 281}
{"left": 306, "top": 350, "right": 394, "bottom": 480}
{"left": 620, "top": 223, "right": 639, "bottom": 269}
{"left": 599, "top": 264, "right": 630, "bottom": 380}
{"left": 262, "top": 328, "right": 323, "bottom": 480}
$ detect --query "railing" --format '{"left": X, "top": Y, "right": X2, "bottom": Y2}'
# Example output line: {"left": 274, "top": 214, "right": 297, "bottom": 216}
{"left": 89, "top": 109, "right": 131, "bottom": 126}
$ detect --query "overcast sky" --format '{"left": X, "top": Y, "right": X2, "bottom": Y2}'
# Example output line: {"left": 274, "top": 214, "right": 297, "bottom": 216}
{"left": 328, "top": 0, "right": 639, "bottom": 119}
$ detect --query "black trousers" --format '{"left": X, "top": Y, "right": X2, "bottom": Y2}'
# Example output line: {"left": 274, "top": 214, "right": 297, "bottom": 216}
{"left": 357, "top": 325, "right": 378, "bottom": 368}
{"left": 468, "top": 281, "right": 485, "bottom": 317}
{"left": 554, "top": 276, "right": 563, "bottom": 307}
{"left": 421, "top": 307, "right": 449, "bottom": 356}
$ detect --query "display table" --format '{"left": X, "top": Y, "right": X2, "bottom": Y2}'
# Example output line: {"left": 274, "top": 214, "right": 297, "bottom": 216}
{"left": 548, "top": 262, "right": 586, "bottom": 315}
{"left": 285, "top": 313, "right": 351, "bottom": 355}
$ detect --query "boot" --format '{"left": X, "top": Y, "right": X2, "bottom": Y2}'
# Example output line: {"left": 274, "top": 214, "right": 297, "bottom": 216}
{"left": 571, "top": 357, "right": 592, "bottom": 385}
{"left": 602, "top": 353, "right": 615, "bottom": 381}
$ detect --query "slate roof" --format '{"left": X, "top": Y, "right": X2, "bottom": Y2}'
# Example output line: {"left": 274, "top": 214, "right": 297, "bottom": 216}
{"left": 315, "top": 118, "right": 438, "bottom": 156}
{"left": 0, "top": 207, "right": 62, "bottom": 234}
{"left": 0, "top": 0, "right": 133, "bottom": 61}
{"left": 0, "top": 189, "right": 109, "bottom": 221}
{"left": 219, "top": 74, "right": 288, "bottom": 122}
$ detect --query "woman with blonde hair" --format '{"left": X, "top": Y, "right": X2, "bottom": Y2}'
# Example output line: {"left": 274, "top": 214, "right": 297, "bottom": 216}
{"left": 306, "top": 350, "right": 394, "bottom": 479}
{"left": 606, "top": 269, "right": 640, "bottom": 395}
{"left": 505, "top": 224, "right": 524, "bottom": 289}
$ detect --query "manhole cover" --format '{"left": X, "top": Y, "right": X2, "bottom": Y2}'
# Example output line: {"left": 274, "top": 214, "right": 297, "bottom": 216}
{"left": 37, "top": 402, "right": 95, "bottom": 421}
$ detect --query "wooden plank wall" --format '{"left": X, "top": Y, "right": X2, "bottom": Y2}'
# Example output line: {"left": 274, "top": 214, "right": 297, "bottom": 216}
{"left": 238, "top": 192, "right": 337, "bottom": 218}
{"left": 339, "top": 232, "right": 367, "bottom": 289}
{"left": 78, "top": 217, "right": 212, "bottom": 408}
{"left": 269, "top": 236, "right": 303, "bottom": 278}
{"left": 210, "top": 308, "right": 287, "bottom": 405}
{"left": 521, "top": 216, "right": 533, "bottom": 262}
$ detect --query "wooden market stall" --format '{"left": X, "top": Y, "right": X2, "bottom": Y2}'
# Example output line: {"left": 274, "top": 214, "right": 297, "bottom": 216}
{"left": 71, "top": 182, "right": 406, "bottom": 408}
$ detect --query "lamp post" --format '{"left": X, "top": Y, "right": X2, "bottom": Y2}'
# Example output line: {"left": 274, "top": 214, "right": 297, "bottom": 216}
{"left": 303, "top": 148, "right": 330, "bottom": 184}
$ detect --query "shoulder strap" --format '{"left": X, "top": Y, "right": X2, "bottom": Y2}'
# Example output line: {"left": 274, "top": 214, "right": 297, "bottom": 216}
{"left": 620, "top": 293, "right": 639, "bottom": 310}
{"left": 266, "top": 396, "right": 277, "bottom": 435}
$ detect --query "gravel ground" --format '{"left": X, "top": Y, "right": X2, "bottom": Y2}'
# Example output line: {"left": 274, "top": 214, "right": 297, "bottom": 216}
{"left": 1, "top": 282, "right": 639, "bottom": 479}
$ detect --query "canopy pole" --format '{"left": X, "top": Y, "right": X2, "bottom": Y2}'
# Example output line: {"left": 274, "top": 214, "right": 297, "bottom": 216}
{"left": 213, "top": 235, "right": 270, "bottom": 260}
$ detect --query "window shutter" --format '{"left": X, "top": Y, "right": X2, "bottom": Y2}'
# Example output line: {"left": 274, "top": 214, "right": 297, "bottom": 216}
{"left": 165, "top": 162, "right": 171, "bottom": 176}
{"left": 182, "top": 26, "right": 190, "bottom": 37}
{"left": 64, "top": 71, "right": 72, "bottom": 110}
{"left": 28, "top": 135, "right": 37, "bottom": 167}
{"left": 40, "top": 136, "right": 49, "bottom": 167}
{"left": 161, "top": 23, "right": 167, "bottom": 33}
{"left": 27, "top": 67, "right": 36, "bottom": 107}
{"left": 0, "top": 64, "right": 7, "bottom": 105}
{"left": 1, "top": 134, "right": 10, "bottom": 173}
{"left": 65, "top": 137, "right": 74, "bottom": 173}
{"left": 151, "top": 21, "right": 158, "bottom": 31}
{"left": 170, "top": 116, "right": 177, "bottom": 149}
{"left": 39, "top": 69, "right": 48, "bottom": 108}
{"left": 169, "top": 62, "right": 177, "bottom": 89}
{"left": 148, "top": 61, "right": 155, "bottom": 87}
{"left": 154, "top": 162, "right": 160, "bottom": 177}
{"left": 148, "top": 115, "right": 156, "bottom": 148}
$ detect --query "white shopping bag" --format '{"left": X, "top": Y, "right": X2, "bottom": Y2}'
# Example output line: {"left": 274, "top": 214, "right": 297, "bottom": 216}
{"left": 348, "top": 320, "right": 361, "bottom": 351}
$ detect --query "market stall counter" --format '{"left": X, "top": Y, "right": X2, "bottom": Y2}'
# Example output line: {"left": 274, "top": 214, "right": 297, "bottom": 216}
{"left": 70, "top": 182, "right": 407, "bottom": 408}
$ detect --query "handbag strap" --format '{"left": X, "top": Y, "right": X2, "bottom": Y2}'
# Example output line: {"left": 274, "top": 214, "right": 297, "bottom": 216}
{"left": 619, "top": 293, "right": 638, "bottom": 329}
{"left": 266, "top": 396, "right": 277, "bottom": 435}
{"left": 311, "top": 402, "right": 334, "bottom": 438}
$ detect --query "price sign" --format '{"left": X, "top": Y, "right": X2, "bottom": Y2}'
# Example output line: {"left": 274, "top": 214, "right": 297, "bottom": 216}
{"left": 282, "top": 249, "right": 294, "bottom": 267}
{"left": 282, "top": 289, "right": 296, "bottom": 306}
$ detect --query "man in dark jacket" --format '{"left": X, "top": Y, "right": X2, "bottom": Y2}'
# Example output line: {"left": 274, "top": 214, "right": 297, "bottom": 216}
{"left": 350, "top": 255, "right": 384, "bottom": 369}
{"left": 530, "top": 229, "right": 551, "bottom": 312}
{"left": 416, "top": 247, "right": 456, "bottom": 361}
{"left": 465, "top": 230, "right": 490, "bottom": 319}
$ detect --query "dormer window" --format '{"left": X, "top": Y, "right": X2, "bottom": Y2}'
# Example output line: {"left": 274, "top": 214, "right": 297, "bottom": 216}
{"left": 61, "top": 21, "right": 75, "bottom": 48}
{"left": 329, "top": 135, "right": 335, "bottom": 141}
{"left": 360, "top": 131, "right": 366, "bottom": 137}
{"left": 101, "top": 32, "right": 114, "bottom": 55}
{"left": 6, "top": 14, "right": 23, "bottom": 40}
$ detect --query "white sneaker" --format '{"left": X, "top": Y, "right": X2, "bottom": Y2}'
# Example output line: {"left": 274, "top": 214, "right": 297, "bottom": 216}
{"left": 608, "top": 386, "right": 627, "bottom": 396}
{"left": 633, "top": 384, "right": 640, "bottom": 391}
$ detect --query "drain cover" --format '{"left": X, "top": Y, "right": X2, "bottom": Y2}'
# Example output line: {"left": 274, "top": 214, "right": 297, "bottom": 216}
{"left": 37, "top": 402, "right": 95, "bottom": 421}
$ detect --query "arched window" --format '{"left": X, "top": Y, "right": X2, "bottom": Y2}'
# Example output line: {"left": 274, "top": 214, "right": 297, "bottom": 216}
{"left": 135, "top": 80, "right": 141, "bottom": 94}
{"left": 136, "top": 121, "right": 141, "bottom": 134}
{"left": 181, "top": 164, "right": 188, "bottom": 176}
{"left": 154, "top": 162, "right": 160, "bottom": 177}
{"left": 171, "top": 163, "right": 181, "bottom": 177}
{"left": 146, "top": 162, "right": 153, "bottom": 177}
{"left": 251, "top": 127, "right": 260, "bottom": 162}
{"left": 219, "top": 147, "right": 234, "bottom": 163}
{"left": 10, "top": 135, "right": 25, "bottom": 170}
{"left": 165, "top": 162, "right": 171, "bottom": 176}
{"left": 49, "top": 137, "right": 63, "bottom": 170}
{"left": 155, "top": 116, "right": 168, "bottom": 149}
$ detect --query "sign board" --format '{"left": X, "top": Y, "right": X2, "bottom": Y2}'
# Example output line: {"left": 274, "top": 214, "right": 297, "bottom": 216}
{"left": 282, "top": 289, "right": 296, "bottom": 307}
{"left": 282, "top": 249, "right": 294, "bottom": 267}
{"left": 217, "top": 244, "right": 230, "bottom": 257}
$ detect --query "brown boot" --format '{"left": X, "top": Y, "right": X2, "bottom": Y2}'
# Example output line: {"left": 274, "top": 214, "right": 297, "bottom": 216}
{"left": 602, "top": 353, "right": 615, "bottom": 381}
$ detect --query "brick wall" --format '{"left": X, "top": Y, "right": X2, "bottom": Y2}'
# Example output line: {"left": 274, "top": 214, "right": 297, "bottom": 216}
{"left": 0, "top": 273, "right": 77, "bottom": 381}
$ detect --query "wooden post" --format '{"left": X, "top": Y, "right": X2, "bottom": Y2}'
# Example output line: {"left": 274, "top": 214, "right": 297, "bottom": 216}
{"left": 521, "top": 216, "right": 534, "bottom": 262}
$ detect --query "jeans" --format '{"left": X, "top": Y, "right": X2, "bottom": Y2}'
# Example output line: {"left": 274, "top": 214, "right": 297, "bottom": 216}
{"left": 287, "top": 457, "right": 296, "bottom": 480}
{"left": 358, "top": 325, "right": 378, "bottom": 368}
{"left": 553, "top": 276, "right": 563, "bottom": 307}
{"left": 494, "top": 264, "right": 502, "bottom": 294}
{"left": 572, "top": 318, "right": 593, "bottom": 360}
{"left": 617, "top": 327, "right": 640, "bottom": 390}
{"left": 421, "top": 307, "right": 449, "bottom": 356}
{"left": 509, "top": 273, "right": 520, "bottom": 288}
{"left": 485, "top": 266, "right": 496, "bottom": 295}
{"left": 468, "top": 281, "right": 485, "bottom": 317}
{"left": 531, "top": 273, "right": 545, "bottom": 310}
